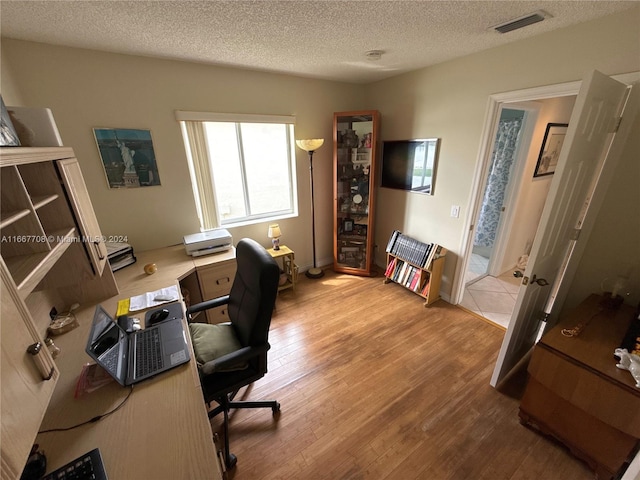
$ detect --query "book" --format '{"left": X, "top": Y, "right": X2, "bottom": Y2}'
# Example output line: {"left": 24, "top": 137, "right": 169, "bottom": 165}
{"left": 424, "top": 243, "right": 439, "bottom": 269}
{"left": 384, "top": 257, "right": 397, "bottom": 277}
{"left": 385, "top": 230, "right": 400, "bottom": 253}
{"left": 409, "top": 270, "right": 421, "bottom": 291}
{"left": 393, "top": 260, "right": 405, "bottom": 282}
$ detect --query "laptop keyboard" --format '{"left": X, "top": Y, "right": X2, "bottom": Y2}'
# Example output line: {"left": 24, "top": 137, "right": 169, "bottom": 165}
{"left": 43, "top": 448, "right": 107, "bottom": 480}
{"left": 135, "top": 327, "right": 164, "bottom": 377}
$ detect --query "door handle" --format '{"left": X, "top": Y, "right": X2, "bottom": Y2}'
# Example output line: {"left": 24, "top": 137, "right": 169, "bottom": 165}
{"left": 530, "top": 274, "right": 549, "bottom": 286}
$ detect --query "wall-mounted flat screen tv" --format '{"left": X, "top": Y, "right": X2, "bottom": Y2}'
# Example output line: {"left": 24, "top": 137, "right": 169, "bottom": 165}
{"left": 381, "top": 138, "right": 440, "bottom": 195}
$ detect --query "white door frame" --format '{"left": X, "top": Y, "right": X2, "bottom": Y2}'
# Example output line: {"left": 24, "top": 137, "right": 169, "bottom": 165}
{"left": 452, "top": 81, "right": 580, "bottom": 305}
{"left": 451, "top": 72, "right": 640, "bottom": 306}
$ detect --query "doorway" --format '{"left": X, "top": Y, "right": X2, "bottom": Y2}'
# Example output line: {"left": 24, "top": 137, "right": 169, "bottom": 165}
{"left": 459, "top": 96, "right": 577, "bottom": 328}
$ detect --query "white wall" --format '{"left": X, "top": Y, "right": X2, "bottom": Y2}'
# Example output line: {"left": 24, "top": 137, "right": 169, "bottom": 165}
{"left": 367, "top": 7, "right": 640, "bottom": 299}
{"left": 0, "top": 40, "right": 366, "bottom": 272}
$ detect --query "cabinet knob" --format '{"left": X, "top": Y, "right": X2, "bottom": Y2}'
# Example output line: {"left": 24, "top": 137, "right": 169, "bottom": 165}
{"left": 93, "top": 240, "right": 105, "bottom": 260}
{"left": 27, "top": 342, "right": 55, "bottom": 381}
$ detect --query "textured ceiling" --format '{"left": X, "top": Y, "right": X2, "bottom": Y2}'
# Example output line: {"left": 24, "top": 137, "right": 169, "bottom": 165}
{"left": 1, "top": 1, "right": 636, "bottom": 84}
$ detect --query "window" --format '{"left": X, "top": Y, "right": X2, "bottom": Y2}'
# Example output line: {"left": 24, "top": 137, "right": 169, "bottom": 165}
{"left": 177, "top": 111, "right": 297, "bottom": 230}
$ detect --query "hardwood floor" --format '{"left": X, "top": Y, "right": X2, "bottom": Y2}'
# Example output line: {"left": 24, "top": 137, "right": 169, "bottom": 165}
{"left": 210, "top": 269, "right": 593, "bottom": 480}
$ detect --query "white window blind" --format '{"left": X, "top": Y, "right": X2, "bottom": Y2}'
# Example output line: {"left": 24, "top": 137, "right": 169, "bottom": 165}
{"left": 177, "top": 111, "right": 297, "bottom": 230}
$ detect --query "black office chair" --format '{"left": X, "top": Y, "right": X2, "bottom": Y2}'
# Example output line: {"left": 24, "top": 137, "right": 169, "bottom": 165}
{"left": 186, "top": 238, "right": 280, "bottom": 469}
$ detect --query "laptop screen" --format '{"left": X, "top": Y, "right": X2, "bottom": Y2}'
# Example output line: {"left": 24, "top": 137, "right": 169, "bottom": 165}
{"left": 86, "top": 306, "right": 127, "bottom": 384}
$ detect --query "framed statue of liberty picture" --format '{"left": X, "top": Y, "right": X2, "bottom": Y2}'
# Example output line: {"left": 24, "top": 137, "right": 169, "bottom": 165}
{"left": 93, "top": 128, "right": 161, "bottom": 188}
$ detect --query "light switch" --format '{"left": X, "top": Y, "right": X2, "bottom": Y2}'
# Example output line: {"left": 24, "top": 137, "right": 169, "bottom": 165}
{"left": 451, "top": 205, "right": 460, "bottom": 218}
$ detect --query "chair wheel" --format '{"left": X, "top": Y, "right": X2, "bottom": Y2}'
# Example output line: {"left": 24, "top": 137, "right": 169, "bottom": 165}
{"left": 272, "top": 402, "right": 281, "bottom": 413}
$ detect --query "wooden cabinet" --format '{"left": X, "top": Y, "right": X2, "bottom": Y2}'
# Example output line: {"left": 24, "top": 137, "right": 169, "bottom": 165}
{"left": 194, "top": 249, "right": 237, "bottom": 324}
{"left": 1, "top": 260, "right": 59, "bottom": 480}
{"left": 333, "top": 110, "right": 379, "bottom": 276}
{"left": 1, "top": 146, "right": 117, "bottom": 479}
{"left": 0, "top": 148, "right": 110, "bottom": 297}
{"left": 56, "top": 158, "right": 108, "bottom": 275}
{"left": 520, "top": 295, "right": 640, "bottom": 479}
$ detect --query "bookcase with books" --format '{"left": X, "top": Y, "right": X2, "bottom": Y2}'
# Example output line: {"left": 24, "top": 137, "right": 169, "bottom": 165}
{"left": 383, "top": 230, "right": 446, "bottom": 306}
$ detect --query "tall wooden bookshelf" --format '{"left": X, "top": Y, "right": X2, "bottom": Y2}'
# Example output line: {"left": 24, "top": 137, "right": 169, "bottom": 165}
{"left": 383, "top": 230, "right": 446, "bottom": 307}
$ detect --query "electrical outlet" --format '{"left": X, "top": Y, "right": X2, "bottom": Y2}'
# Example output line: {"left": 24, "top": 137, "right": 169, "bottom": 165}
{"left": 451, "top": 205, "right": 460, "bottom": 218}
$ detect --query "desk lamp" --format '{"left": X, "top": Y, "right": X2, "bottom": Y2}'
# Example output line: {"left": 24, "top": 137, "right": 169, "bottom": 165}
{"left": 268, "top": 224, "right": 281, "bottom": 250}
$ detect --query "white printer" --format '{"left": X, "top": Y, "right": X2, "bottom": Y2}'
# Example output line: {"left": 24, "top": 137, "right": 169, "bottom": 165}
{"left": 183, "top": 229, "right": 233, "bottom": 257}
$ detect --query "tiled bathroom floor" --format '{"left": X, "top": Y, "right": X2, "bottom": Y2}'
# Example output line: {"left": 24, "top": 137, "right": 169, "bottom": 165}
{"left": 461, "top": 265, "right": 522, "bottom": 329}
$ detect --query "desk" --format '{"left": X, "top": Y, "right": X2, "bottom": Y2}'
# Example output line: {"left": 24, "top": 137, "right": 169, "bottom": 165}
{"left": 520, "top": 294, "right": 640, "bottom": 479}
{"left": 35, "top": 246, "right": 229, "bottom": 479}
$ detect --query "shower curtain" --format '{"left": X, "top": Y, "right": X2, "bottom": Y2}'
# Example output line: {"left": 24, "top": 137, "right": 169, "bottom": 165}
{"left": 474, "top": 117, "right": 523, "bottom": 248}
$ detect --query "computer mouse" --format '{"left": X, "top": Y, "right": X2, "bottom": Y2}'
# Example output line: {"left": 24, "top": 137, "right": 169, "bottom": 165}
{"left": 148, "top": 308, "right": 170, "bottom": 325}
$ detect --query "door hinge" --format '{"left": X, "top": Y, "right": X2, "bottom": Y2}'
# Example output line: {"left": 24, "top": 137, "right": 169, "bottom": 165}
{"left": 570, "top": 228, "right": 581, "bottom": 241}
{"left": 612, "top": 116, "right": 623, "bottom": 133}
{"left": 540, "top": 312, "right": 550, "bottom": 323}
{"left": 469, "top": 224, "right": 474, "bottom": 232}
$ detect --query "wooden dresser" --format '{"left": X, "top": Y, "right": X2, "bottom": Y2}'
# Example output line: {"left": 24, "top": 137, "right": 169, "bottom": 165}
{"left": 520, "top": 294, "right": 640, "bottom": 479}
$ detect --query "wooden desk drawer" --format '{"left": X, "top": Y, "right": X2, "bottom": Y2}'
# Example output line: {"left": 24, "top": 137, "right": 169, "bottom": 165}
{"left": 197, "top": 261, "right": 236, "bottom": 324}
{"left": 528, "top": 345, "right": 640, "bottom": 437}
{"left": 205, "top": 304, "right": 230, "bottom": 325}
{"left": 197, "top": 262, "right": 236, "bottom": 300}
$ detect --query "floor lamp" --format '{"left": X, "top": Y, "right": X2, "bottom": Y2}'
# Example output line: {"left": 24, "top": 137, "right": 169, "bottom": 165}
{"left": 296, "top": 138, "right": 325, "bottom": 278}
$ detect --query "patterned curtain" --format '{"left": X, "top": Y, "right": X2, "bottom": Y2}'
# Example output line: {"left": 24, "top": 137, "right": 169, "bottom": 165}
{"left": 474, "top": 117, "right": 523, "bottom": 248}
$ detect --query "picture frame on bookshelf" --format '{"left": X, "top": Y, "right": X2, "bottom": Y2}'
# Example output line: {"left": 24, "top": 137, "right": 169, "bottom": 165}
{"left": 343, "top": 219, "right": 354, "bottom": 232}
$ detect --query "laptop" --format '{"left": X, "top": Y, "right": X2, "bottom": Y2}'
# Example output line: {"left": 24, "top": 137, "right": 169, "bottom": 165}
{"left": 86, "top": 304, "right": 190, "bottom": 386}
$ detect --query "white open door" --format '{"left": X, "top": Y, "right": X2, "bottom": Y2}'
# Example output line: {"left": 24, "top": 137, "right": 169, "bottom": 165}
{"left": 490, "top": 70, "right": 633, "bottom": 386}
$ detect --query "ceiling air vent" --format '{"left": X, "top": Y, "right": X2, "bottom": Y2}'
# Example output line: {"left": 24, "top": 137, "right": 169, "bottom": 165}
{"left": 492, "top": 11, "right": 550, "bottom": 34}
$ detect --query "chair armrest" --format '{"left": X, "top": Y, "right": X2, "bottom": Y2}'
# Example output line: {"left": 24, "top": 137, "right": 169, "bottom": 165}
{"left": 187, "top": 295, "right": 230, "bottom": 316}
{"left": 201, "top": 343, "right": 270, "bottom": 375}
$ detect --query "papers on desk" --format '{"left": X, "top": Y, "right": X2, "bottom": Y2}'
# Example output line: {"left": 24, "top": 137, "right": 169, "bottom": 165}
{"left": 128, "top": 285, "right": 180, "bottom": 312}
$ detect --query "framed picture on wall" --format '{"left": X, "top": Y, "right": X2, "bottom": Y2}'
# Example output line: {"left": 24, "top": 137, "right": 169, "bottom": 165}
{"left": 93, "top": 128, "right": 161, "bottom": 188}
{"left": 534, "top": 123, "right": 568, "bottom": 177}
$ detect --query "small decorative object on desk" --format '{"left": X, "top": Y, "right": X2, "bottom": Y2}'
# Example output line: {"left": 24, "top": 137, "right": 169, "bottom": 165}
{"left": 614, "top": 348, "right": 640, "bottom": 388}
{"left": 44, "top": 338, "right": 60, "bottom": 359}
{"left": 48, "top": 304, "right": 80, "bottom": 336}
{"left": 600, "top": 275, "right": 629, "bottom": 309}
{"left": 144, "top": 262, "right": 157, "bottom": 275}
